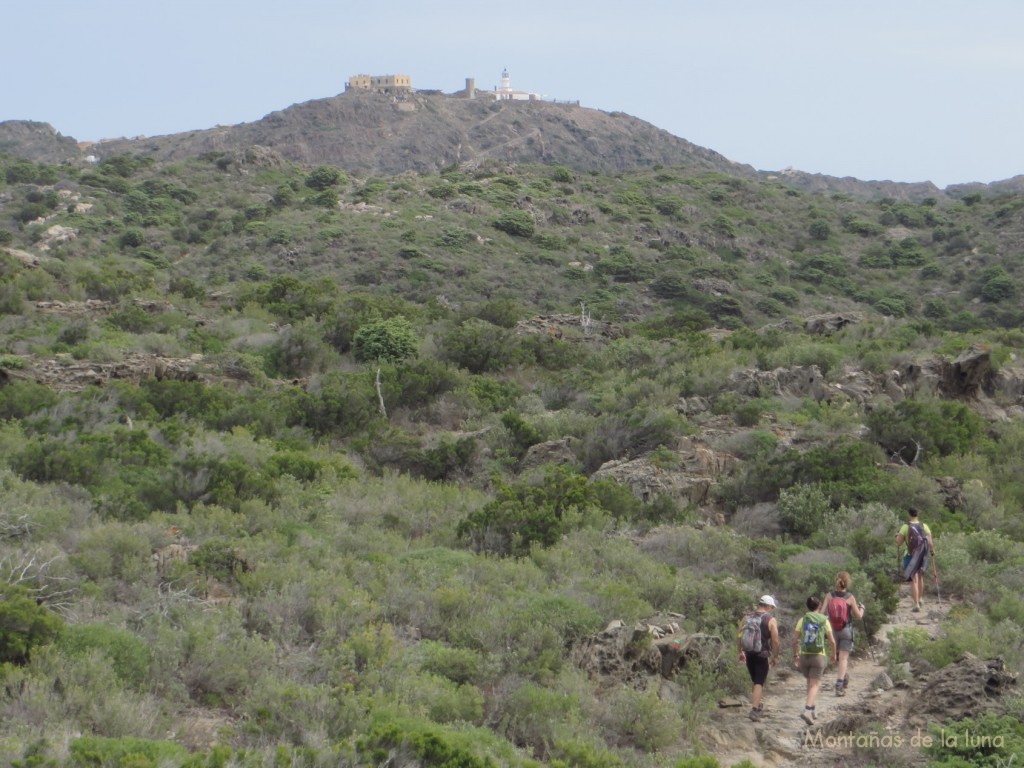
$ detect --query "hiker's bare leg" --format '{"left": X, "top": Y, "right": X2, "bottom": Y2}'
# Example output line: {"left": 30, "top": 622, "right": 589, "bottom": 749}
{"left": 806, "top": 677, "right": 822, "bottom": 708}
{"left": 752, "top": 683, "right": 763, "bottom": 709}
{"left": 837, "top": 650, "right": 850, "bottom": 681}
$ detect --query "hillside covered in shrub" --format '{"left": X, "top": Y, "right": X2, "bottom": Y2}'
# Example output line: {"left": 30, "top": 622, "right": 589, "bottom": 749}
{"left": 1, "top": 145, "right": 1023, "bottom": 767}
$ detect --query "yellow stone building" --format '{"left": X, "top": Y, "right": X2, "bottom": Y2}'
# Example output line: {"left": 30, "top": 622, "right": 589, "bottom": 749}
{"left": 345, "top": 74, "right": 412, "bottom": 92}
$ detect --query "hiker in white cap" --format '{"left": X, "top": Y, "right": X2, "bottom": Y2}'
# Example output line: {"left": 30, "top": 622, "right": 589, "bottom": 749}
{"left": 737, "top": 594, "right": 780, "bottom": 721}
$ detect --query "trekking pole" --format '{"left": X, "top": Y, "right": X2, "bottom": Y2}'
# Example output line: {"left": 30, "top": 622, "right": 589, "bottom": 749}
{"left": 931, "top": 552, "right": 941, "bottom": 604}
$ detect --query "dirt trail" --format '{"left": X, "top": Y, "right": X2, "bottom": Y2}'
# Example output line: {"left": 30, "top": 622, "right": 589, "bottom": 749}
{"left": 705, "top": 580, "right": 952, "bottom": 767}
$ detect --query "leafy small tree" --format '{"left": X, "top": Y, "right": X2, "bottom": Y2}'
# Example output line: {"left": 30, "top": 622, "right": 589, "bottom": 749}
{"left": 352, "top": 317, "right": 418, "bottom": 364}
{"left": 353, "top": 317, "right": 419, "bottom": 418}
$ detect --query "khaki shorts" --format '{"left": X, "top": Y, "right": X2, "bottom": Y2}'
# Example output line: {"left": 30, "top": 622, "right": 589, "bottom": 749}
{"left": 798, "top": 654, "right": 827, "bottom": 679}
{"left": 834, "top": 624, "right": 854, "bottom": 653}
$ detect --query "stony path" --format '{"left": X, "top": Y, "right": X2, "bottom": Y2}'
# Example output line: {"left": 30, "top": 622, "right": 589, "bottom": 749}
{"left": 704, "top": 581, "right": 952, "bottom": 767}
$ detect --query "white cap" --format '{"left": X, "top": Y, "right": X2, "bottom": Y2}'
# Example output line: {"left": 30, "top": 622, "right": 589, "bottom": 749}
{"left": 758, "top": 595, "right": 777, "bottom": 608}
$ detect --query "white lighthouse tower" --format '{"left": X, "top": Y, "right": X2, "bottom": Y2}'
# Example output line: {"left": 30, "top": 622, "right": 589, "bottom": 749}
{"left": 489, "top": 68, "right": 537, "bottom": 101}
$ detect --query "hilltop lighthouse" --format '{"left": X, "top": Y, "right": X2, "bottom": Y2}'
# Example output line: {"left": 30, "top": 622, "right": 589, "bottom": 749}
{"left": 493, "top": 67, "right": 536, "bottom": 101}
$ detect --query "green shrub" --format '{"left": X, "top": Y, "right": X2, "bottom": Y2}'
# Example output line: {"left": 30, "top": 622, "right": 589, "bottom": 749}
{"left": 594, "top": 250, "right": 651, "bottom": 282}
{"left": 808, "top": 220, "right": 832, "bottom": 241}
{"left": 733, "top": 400, "right": 765, "bottom": 427}
{"left": 0, "top": 380, "right": 58, "bottom": 420}
{"left": 0, "top": 584, "right": 64, "bottom": 664}
{"left": 305, "top": 165, "right": 345, "bottom": 190}
{"left": 59, "top": 624, "right": 152, "bottom": 690}
{"left": 437, "top": 226, "right": 473, "bottom": 250}
{"left": 867, "top": 399, "right": 988, "bottom": 464}
{"left": 428, "top": 181, "right": 458, "bottom": 200}
{"left": 925, "top": 713, "right": 1024, "bottom": 767}
{"left": 403, "top": 673, "right": 486, "bottom": 725}
{"left": 69, "top": 736, "right": 188, "bottom": 767}
{"left": 493, "top": 211, "right": 535, "bottom": 238}
{"left": 599, "top": 686, "right": 682, "bottom": 751}
{"left": 980, "top": 265, "right": 1016, "bottom": 302}
{"left": 438, "top": 319, "right": 519, "bottom": 373}
{"left": 119, "top": 228, "right": 145, "bottom": 249}
{"left": 420, "top": 641, "right": 484, "bottom": 684}
{"left": 777, "top": 483, "right": 830, "bottom": 538}
{"left": 356, "top": 719, "right": 497, "bottom": 768}
{"left": 500, "top": 411, "right": 543, "bottom": 457}
{"left": 551, "top": 166, "right": 574, "bottom": 183}
{"left": 189, "top": 539, "right": 248, "bottom": 581}
{"left": 457, "top": 467, "right": 604, "bottom": 556}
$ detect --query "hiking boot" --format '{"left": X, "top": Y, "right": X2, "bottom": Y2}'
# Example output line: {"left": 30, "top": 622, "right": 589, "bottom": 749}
{"left": 911, "top": 604, "right": 920, "bottom": 613}
{"left": 835, "top": 680, "right": 846, "bottom": 697}
{"left": 748, "top": 707, "right": 762, "bottom": 722}
{"left": 800, "top": 710, "right": 814, "bottom": 726}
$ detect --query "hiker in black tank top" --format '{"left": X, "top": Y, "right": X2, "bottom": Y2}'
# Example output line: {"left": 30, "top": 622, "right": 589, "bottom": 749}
{"left": 737, "top": 595, "right": 780, "bottom": 721}
{"left": 825, "top": 571, "right": 865, "bottom": 697}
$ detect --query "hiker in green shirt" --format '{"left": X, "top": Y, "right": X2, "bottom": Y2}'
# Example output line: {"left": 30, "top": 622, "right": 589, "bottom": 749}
{"left": 792, "top": 594, "right": 837, "bottom": 725}
{"left": 896, "top": 507, "right": 935, "bottom": 612}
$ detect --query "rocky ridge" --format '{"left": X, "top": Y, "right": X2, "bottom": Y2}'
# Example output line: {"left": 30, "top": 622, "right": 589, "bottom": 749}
{"left": 3, "top": 91, "right": 1023, "bottom": 200}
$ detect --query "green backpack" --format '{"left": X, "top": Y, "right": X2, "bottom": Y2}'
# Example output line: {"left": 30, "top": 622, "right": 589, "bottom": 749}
{"left": 799, "top": 611, "right": 828, "bottom": 654}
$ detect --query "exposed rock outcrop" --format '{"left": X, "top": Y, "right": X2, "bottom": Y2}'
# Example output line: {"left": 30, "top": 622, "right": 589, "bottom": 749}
{"left": 909, "top": 653, "right": 1017, "bottom": 726}
{"left": 804, "top": 312, "right": 861, "bottom": 336}
{"left": 515, "top": 313, "right": 623, "bottom": 341}
{"left": 728, "top": 365, "right": 833, "bottom": 401}
{"left": 591, "top": 438, "right": 735, "bottom": 507}
{"left": 519, "top": 438, "right": 577, "bottom": 472}
{"left": 570, "top": 616, "right": 726, "bottom": 690}
{"left": 0, "top": 352, "right": 204, "bottom": 393}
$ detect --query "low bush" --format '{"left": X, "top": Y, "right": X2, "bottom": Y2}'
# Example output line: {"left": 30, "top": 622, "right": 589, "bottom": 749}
{"left": 59, "top": 624, "right": 152, "bottom": 690}
{"left": 493, "top": 211, "right": 535, "bottom": 238}
{"left": 0, "top": 584, "right": 65, "bottom": 664}
{"left": 69, "top": 736, "right": 188, "bottom": 767}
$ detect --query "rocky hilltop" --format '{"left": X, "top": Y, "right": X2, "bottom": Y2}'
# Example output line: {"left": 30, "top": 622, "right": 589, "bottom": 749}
{"left": 2, "top": 91, "right": 750, "bottom": 179}
{"left": 4, "top": 89, "right": 1023, "bottom": 201}
{"left": 0, "top": 119, "right": 80, "bottom": 164}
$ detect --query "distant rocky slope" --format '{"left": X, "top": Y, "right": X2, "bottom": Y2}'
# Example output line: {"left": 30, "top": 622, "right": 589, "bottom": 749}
{"left": 0, "top": 120, "right": 80, "bottom": 164}
{"left": 2, "top": 91, "right": 751, "bottom": 179}
{"left": 3, "top": 89, "right": 1022, "bottom": 200}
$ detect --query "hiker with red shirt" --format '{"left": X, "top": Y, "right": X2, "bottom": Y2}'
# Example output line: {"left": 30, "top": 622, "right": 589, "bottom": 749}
{"left": 896, "top": 507, "right": 935, "bottom": 612}
{"left": 824, "top": 571, "right": 864, "bottom": 697}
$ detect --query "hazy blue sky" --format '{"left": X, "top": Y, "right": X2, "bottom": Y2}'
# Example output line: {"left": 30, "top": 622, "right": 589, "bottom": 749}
{"left": 4, "top": 1, "right": 1022, "bottom": 187}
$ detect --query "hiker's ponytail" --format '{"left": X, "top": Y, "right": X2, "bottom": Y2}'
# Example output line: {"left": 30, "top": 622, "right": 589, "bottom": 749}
{"left": 834, "top": 571, "right": 851, "bottom": 592}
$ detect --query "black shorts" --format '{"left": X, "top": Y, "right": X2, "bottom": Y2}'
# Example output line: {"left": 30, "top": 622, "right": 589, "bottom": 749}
{"left": 746, "top": 653, "right": 770, "bottom": 686}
